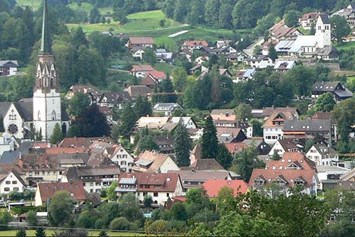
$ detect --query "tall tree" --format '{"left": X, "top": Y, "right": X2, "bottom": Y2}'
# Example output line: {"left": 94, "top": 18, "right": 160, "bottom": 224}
{"left": 201, "top": 116, "right": 218, "bottom": 158}
{"left": 172, "top": 67, "right": 188, "bottom": 92}
{"left": 205, "top": 0, "right": 220, "bottom": 26}
{"left": 118, "top": 103, "right": 137, "bottom": 137}
{"left": 134, "top": 96, "right": 152, "bottom": 118}
{"left": 331, "top": 15, "right": 351, "bottom": 43}
{"left": 68, "top": 92, "right": 90, "bottom": 118}
{"left": 216, "top": 144, "right": 233, "bottom": 169}
{"left": 332, "top": 97, "right": 355, "bottom": 144}
{"left": 173, "top": 120, "right": 192, "bottom": 167}
{"left": 35, "top": 227, "right": 46, "bottom": 237}
{"left": 49, "top": 123, "right": 63, "bottom": 145}
{"left": 48, "top": 191, "right": 74, "bottom": 226}
{"left": 315, "top": 92, "right": 336, "bottom": 112}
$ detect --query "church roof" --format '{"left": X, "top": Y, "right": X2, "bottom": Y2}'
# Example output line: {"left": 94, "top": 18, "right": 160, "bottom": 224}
{"left": 0, "top": 102, "right": 12, "bottom": 117}
{"left": 318, "top": 13, "right": 330, "bottom": 25}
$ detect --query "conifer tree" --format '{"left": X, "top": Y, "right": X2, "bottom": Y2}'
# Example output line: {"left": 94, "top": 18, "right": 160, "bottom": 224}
{"left": 35, "top": 227, "right": 46, "bottom": 237}
{"left": 173, "top": 120, "right": 192, "bottom": 167}
{"left": 201, "top": 115, "right": 218, "bottom": 158}
{"left": 49, "top": 123, "right": 63, "bottom": 145}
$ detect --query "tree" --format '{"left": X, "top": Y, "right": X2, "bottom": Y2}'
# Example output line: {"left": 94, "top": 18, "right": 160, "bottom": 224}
{"left": 232, "top": 146, "right": 265, "bottom": 182}
{"left": 16, "top": 229, "right": 26, "bottom": 237}
{"left": 216, "top": 144, "right": 233, "bottom": 169}
{"left": 170, "top": 202, "right": 188, "bottom": 221}
{"left": 107, "top": 181, "right": 118, "bottom": 201}
{"left": 144, "top": 195, "right": 153, "bottom": 208}
{"left": 235, "top": 103, "right": 252, "bottom": 122}
{"left": 172, "top": 67, "right": 188, "bottom": 92}
{"left": 268, "top": 45, "right": 278, "bottom": 62}
{"left": 143, "top": 48, "right": 157, "bottom": 65}
{"left": 331, "top": 15, "right": 351, "bottom": 43}
{"left": 332, "top": 98, "right": 355, "bottom": 144}
{"left": 98, "top": 231, "right": 108, "bottom": 237}
{"left": 173, "top": 120, "right": 192, "bottom": 167}
{"left": 0, "top": 211, "right": 12, "bottom": 230}
{"left": 26, "top": 210, "right": 38, "bottom": 226}
{"left": 48, "top": 191, "right": 74, "bottom": 226}
{"left": 69, "top": 92, "right": 90, "bottom": 118}
{"left": 201, "top": 116, "right": 218, "bottom": 158}
{"left": 35, "top": 227, "right": 46, "bottom": 237}
{"left": 136, "top": 133, "right": 159, "bottom": 154}
{"left": 89, "top": 7, "right": 101, "bottom": 23}
{"left": 216, "top": 186, "right": 236, "bottom": 216}
{"left": 284, "top": 10, "right": 299, "bottom": 27}
{"left": 113, "top": 7, "right": 127, "bottom": 24}
{"left": 77, "top": 208, "right": 100, "bottom": 229}
{"left": 49, "top": 123, "right": 63, "bottom": 145}
{"left": 110, "top": 217, "right": 130, "bottom": 230}
{"left": 118, "top": 103, "right": 137, "bottom": 137}
{"left": 315, "top": 92, "right": 336, "bottom": 112}
{"left": 134, "top": 96, "right": 152, "bottom": 118}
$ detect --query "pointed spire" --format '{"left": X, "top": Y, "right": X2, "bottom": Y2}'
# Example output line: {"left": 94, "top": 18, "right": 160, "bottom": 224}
{"left": 40, "top": 0, "right": 51, "bottom": 54}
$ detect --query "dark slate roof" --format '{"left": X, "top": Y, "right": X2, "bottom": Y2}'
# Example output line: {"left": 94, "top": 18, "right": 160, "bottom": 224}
{"left": 0, "top": 60, "right": 19, "bottom": 67}
{"left": 15, "top": 99, "right": 33, "bottom": 121}
{"left": 312, "top": 81, "right": 342, "bottom": 92}
{"left": 0, "top": 151, "right": 20, "bottom": 165}
{"left": 334, "top": 88, "right": 353, "bottom": 98}
{"left": 318, "top": 13, "right": 330, "bottom": 24}
{"left": 283, "top": 119, "right": 331, "bottom": 132}
{"left": 0, "top": 102, "right": 12, "bottom": 117}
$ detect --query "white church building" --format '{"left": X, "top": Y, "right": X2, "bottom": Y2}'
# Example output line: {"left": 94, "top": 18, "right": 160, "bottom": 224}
{"left": 0, "top": 0, "right": 70, "bottom": 141}
{"left": 275, "top": 14, "right": 338, "bottom": 60}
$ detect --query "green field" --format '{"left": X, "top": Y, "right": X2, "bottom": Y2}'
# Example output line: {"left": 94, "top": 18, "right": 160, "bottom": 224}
{"left": 16, "top": 0, "right": 42, "bottom": 9}
{"left": 0, "top": 230, "right": 144, "bottom": 237}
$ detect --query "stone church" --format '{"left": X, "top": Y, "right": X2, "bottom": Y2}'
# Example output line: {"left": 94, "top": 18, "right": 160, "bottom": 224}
{"left": 0, "top": 0, "right": 70, "bottom": 141}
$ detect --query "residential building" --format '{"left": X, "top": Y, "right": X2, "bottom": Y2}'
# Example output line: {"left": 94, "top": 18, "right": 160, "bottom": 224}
{"left": 110, "top": 145, "right": 134, "bottom": 172}
{"left": 0, "top": 60, "right": 19, "bottom": 76}
{"left": 155, "top": 49, "right": 173, "bottom": 63}
{"left": 140, "top": 71, "right": 166, "bottom": 88}
{"left": 66, "top": 84, "right": 102, "bottom": 102}
{"left": 153, "top": 103, "right": 182, "bottom": 116}
{"left": 132, "top": 151, "right": 180, "bottom": 173}
{"left": 202, "top": 180, "right": 249, "bottom": 198}
{"left": 130, "top": 65, "right": 155, "bottom": 78}
{"left": 216, "top": 127, "right": 247, "bottom": 144}
{"left": 116, "top": 173, "right": 183, "bottom": 207}
{"left": 247, "top": 55, "right": 274, "bottom": 69}
{"left": 306, "top": 144, "right": 338, "bottom": 166}
{"left": 131, "top": 47, "right": 145, "bottom": 60}
{"left": 268, "top": 138, "right": 304, "bottom": 157}
{"left": 332, "top": 6, "right": 355, "bottom": 29}
{"left": 66, "top": 166, "right": 121, "bottom": 193}
{"left": 273, "top": 60, "right": 296, "bottom": 72}
{"left": 125, "top": 85, "right": 152, "bottom": 100}
{"left": 98, "top": 91, "right": 131, "bottom": 109}
{"left": 312, "top": 81, "right": 353, "bottom": 101}
{"left": 299, "top": 12, "right": 319, "bottom": 30}
{"left": 249, "top": 152, "right": 318, "bottom": 196}
{"left": 182, "top": 40, "right": 208, "bottom": 52}
{"left": 154, "top": 136, "right": 174, "bottom": 154}
{"left": 126, "top": 37, "right": 154, "bottom": 49}
{"left": 0, "top": 170, "right": 26, "bottom": 194}
{"left": 35, "top": 181, "right": 86, "bottom": 206}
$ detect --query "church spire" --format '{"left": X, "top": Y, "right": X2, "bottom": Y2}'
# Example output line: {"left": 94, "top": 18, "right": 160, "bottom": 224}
{"left": 40, "top": 0, "right": 51, "bottom": 54}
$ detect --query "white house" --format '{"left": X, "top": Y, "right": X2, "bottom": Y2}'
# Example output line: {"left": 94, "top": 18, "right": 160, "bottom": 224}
{"left": 0, "top": 60, "right": 19, "bottom": 76}
{"left": 153, "top": 103, "right": 182, "bottom": 116}
{"left": 132, "top": 151, "right": 180, "bottom": 173}
{"left": 0, "top": 171, "right": 26, "bottom": 195}
{"left": 116, "top": 173, "right": 183, "bottom": 207}
{"left": 306, "top": 144, "right": 338, "bottom": 166}
{"left": 110, "top": 145, "right": 134, "bottom": 172}
{"left": 0, "top": 133, "right": 18, "bottom": 156}
{"left": 132, "top": 47, "right": 145, "bottom": 60}
{"left": 268, "top": 138, "right": 303, "bottom": 157}
{"left": 247, "top": 55, "right": 274, "bottom": 69}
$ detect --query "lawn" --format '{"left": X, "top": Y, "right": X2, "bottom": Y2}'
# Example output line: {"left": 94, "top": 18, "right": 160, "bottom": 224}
{"left": 0, "top": 230, "right": 145, "bottom": 237}
{"left": 16, "top": 0, "right": 42, "bottom": 9}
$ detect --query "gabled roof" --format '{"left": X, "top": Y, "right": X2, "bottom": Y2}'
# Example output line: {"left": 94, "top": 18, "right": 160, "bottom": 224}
{"left": 202, "top": 179, "right": 248, "bottom": 198}
{"left": 153, "top": 103, "right": 182, "bottom": 111}
{"left": 187, "top": 158, "right": 225, "bottom": 171}
{"left": 183, "top": 40, "right": 208, "bottom": 48}
{"left": 118, "top": 172, "right": 180, "bottom": 193}
{"left": 340, "top": 169, "right": 355, "bottom": 181}
{"left": 262, "top": 107, "right": 299, "bottom": 117}
{"left": 0, "top": 102, "right": 12, "bottom": 117}
{"left": 283, "top": 119, "right": 331, "bottom": 132}
{"left": 0, "top": 60, "right": 19, "bottom": 67}
{"left": 128, "top": 37, "right": 154, "bottom": 45}
{"left": 37, "top": 181, "right": 86, "bottom": 203}
{"left": 210, "top": 109, "right": 237, "bottom": 121}
{"left": 175, "top": 170, "right": 231, "bottom": 186}
{"left": 0, "top": 151, "right": 20, "bottom": 165}
{"left": 130, "top": 64, "right": 154, "bottom": 72}
{"left": 66, "top": 166, "right": 120, "bottom": 180}
{"left": 275, "top": 138, "right": 304, "bottom": 151}
{"left": 59, "top": 137, "right": 114, "bottom": 148}
{"left": 125, "top": 85, "right": 152, "bottom": 98}
{"left": 318, "top": 13, "right": 330, "bottom": 25}
{"left": 133, "top": 151, "right": 177, "bottom": 173}
{"left": 312, "top": 81, "right": 343, "bottom": 92}
{"left": 98, "top": 91, "right": 131, "bottom": 104}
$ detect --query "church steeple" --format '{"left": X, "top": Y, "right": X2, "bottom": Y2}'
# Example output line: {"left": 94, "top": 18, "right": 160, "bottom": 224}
{"left": 40, "top": 0, "right": 51, "bottom": 54}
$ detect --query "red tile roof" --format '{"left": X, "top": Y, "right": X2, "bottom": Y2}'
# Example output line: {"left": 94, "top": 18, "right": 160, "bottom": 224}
{"left": 128, "top": 37, "right": 154, "bottom": 45}
{"left": 130, "top": 64, "right": 155, "bottom": 72}
{"left": 37, "top": 181, "right": 86, "bottom": 203}
{"left": 183, "top": 40, "right": 208, "bottom": 48}
{"left": 118, "top": 173, "right": 180, "bottom": 192}
{"left": 45, "top": 147, "right": 88, "bottom": 155}
{"left": 224, "top": 143, "right": 249, "bottom": 154}
{"left": 149, "top": 70, "right": 166, "bottom": 80}
{"left": 202, "top": 179, "right": 249, "bottom": 198}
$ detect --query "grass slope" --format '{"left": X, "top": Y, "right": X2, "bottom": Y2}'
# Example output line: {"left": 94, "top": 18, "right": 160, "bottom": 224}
{"left": 336, "top": 41, "right": 355, "bottom": 51}
{"left": 16, "top": 0, "right": 42, "bottom": 9}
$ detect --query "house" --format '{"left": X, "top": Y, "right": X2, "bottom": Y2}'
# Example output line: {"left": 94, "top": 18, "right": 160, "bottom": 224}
{"left": 332, "top": 6, "right": 355, "bottom": 29}
{"left": 0, "top": 60, "right": 19, "bottom": 76}
{"left": 306, "top": 144, "right": 338, "bottom": 166}
{"left": 35, "top": 181, "right": 86, "bottom": 206}
{"left": 219, "top": 69, "right": 232, "bottom": 77}
{"left": 269, "top": 20, "right": 302, "bottom": 42}
{"left": 268, "top": 138, "right": 304, "bottom": 157}
{"left": 187, "top": 145, "right": 225, "bottom": 171}
{"left": 126, "top": 37, "right": 154, "bottom": 49}
{"left": 66, "top": 84, "right": 102, "bottom": 102}
{"left": 58, "top": 137, "right": 114, "bottom": 148}
{"left": 249, "top": 152, "right": 318, "bottom": 196}
{"left": 0, "top": 133, "right": 18, "bottom": 156}
{"left": 226, "top": 51, "right": 248, "bottom": 63}
{"left": 153, "top": 103, "right": 182, "bottom": 116}
{"left": 210, "top": 109, "right": 238, "bottom": 128}
{"left": 202, "top": 180, "right": 249, "bottom": 198}
{"left": 299, "top": 12, "right": 319, "bottom": 30}
{"left": 132, "top": 151, "right": 180, "bottom": 173}
{"left": 0, "top": 170, "right": 26, "bottom": 195}
{"left": 169, "top": 117, "right": 197, "bottom": 129}
{"left": 136, "top": 117, "right": 170, "bottom": 130}
{"left": 312, "top": 81, "right": 353, "bottom": 101}
{"left": 130, "top": 65, "right": 155, "bottom": 78}
{"left": 316, "top": 165, "right": 350, "bottom": 190}
{"left": 273, "top": 60, "right": 296, "bottom": 72}
{"left": 263, "top": 111, "right": 298, "bottom": 144}
{"left": 216, "top": 127, "right": 247, "bottom": 144}
{"left": 182, "top": 40, "right": 208, "bottom": 52}
{"left": 125, "top": 85, "right": 152, "bottom": 100}
{"left": 247, "top": 55, "right": 274, "bottom": 69}
{"left": 155, "top": 49, "right": 173, "bottom": 63}
{"left": 131, "top": 47, "right": 145, "bottom": 60}
{"left": 116, "top": 173, "right": 183, "bottom": 206}
{"left": 98, "top": 91, "right": 131, "bottom": 109}
{"left": 153, "top": 136, "right": 174, "bottom": 154}
{"left": 234, "top": 68, "right": 256, "bottom": 83}
{"left": 140, "top": 71, "right": 166, "bottom": 88}
{"left": 110, "top": 145, "right": 134, "bottom": 172}
{"left": 261, "top": 107, "right": 300, "bottom": 120}
{"left": 66, "top": 166, "right": 121, "bottom": 193}
{"left": 174, "top": 170, "right": 232, "bottom": 193}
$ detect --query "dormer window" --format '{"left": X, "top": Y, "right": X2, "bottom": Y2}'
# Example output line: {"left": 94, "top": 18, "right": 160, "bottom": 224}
{"left": 254, "top": 177, "right": 265, "bottom": 186}
{"left": 294, "top": 178, "right": 306, "bottom": 185}
{"left": 273, "top": 176, "right": 287, "bottom": 185}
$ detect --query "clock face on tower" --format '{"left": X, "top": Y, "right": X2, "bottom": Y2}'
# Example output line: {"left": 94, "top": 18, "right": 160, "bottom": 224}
{"left": 8, "top": 124, "right": 18, "bottom": 134}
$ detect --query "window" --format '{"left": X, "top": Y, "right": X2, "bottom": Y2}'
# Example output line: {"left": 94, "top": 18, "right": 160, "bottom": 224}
{"left": 254, "top": 178, "right": 264, "bottom": 186}
{"left": 294, "top": 178, "right": 305, "bottom": 185}
{"left": 5, "top": 181, "right": 10, "bottom": 184}
{"left": 166, "top": 193, "right": 170, "bottom": 197}
{"left": 154, "top": 192, "right": 158, "bottom": 197}
{"left": 4, "top": 187, "right": 10, "bottom": 192}
{"left": 51, "top": 110, "right": 56, "bottom": 120}
{"left": 12, "top": 181, "right": 17, "bottom": 184}
{"left": 13, "top": 187, "right": 19, "bottom": 191}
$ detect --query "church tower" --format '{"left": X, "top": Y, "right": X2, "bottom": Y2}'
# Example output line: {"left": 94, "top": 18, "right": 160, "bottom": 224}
{"left": 33, "top": 0, "right": 62, "bottom": 141}
{"left": 315, "top": 13, "right": 331, "bottom": 49}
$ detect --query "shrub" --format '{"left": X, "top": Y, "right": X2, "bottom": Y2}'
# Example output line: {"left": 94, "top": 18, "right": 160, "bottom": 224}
{"left": 109, "top": 217, "right": 130, "bottom": 230}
